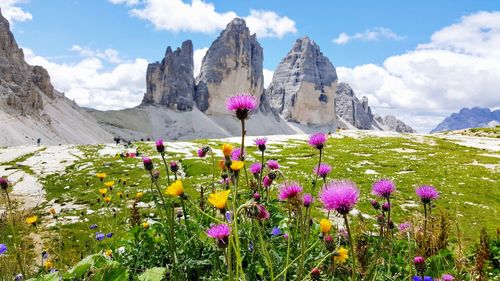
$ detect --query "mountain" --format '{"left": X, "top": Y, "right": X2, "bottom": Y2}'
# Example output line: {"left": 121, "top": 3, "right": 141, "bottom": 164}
{"left": 0, "top": 9, "right": 112, "bottom": 146}
{"left": 431, "top": 107, "right": 500, "bottom": 133}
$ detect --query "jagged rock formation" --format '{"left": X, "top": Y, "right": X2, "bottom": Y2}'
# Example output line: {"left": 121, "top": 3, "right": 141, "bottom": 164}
{"left": 374, "top": 115, "right": 416, "bottom": 133}
{"left": 195, "top": 18, "right": 264, "bottom": 114}
{"left": 142, "top": 40, "right": 195, "bottom": 111}
{"left": 0, "top": 9, "right": 111, "bottom": 145}
{"left": 431, "top": 107, "right": 500, "bottom": 133}
{"left": 335, "top": 82, "right": 373, "bottom": 129}
{"left": 267, "top": 37, "right": 338, "bottom": 125}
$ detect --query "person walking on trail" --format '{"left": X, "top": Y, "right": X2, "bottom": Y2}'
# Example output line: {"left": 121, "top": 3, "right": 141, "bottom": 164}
{"left": 37, "top": 138, "right": 41, "bottom": 147}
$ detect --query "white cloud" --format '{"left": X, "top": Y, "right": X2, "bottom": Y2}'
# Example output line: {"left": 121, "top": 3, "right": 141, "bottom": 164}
{"left": 111, "top": 0, "right": 296, "bottom": 38}
{"left": 70, "top": 45, "right": 123, "bottom": 64}
{"left": 263, "top": 69, "right": 274, "bottom": 88}
{"left": 193, "top": 47, "right": 208, "bottom": 77}
{"left": 0, "top": 0, "right": 32, "bottom": 24}
{"left": 244, "top": 10, "right": 296, "bottom": 38}
{"left": 24, "top": 48, "right": 148, "bottom": 110}
{"left": 337, "top": 11, "right": 500, "bottom": 132}
{"left": 333, "top": 27, "right": 405, "bottom": 45}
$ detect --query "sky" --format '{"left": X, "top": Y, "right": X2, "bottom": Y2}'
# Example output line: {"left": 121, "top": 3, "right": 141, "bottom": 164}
{"left": 1, "top": 0, "right": 500, "bottom": 132}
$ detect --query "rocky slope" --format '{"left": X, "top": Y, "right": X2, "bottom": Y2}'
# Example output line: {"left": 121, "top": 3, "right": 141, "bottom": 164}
{"left": 431, "top": 107, "right": 500, "bottom": 133}
{"left": 267, "top": 37, "right": 338, "bottom": 125}
{"left": 0, "top": 9, "right": 112, "bottom": 146}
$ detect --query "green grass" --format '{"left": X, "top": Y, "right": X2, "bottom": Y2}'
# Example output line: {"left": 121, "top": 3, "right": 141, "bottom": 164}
{"left": 1, "top": 133, "right": 499, "bottom": 271}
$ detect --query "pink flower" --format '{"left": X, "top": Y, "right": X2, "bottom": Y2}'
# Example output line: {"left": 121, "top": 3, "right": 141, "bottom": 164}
{"left": 267, "top": 160, "right": 280, "bottom": 170}
{"left": 319, "top": 180, "right": 359, "bottom": 215}
{"left": 278, "top": 182, "right": 303, "bottom": 201}
{"left": 0, "top": 177, "right": 8, "bottom": 190}
{"left": 226, "top": 93, "right": 258, "bottom": 120}
{"left": 263, "top": 176, "right": 273, "bottom": 188}
{"left": 249, "top": 162, "right": 262, "bottom": 175}
{"left": 256, "top": 204, "right": 270, "bottom": 220}
{"left": 207, "top": 224, "right": 231, "bottom": 248}
{"left": 313, "top": 163, "right": 332, "bottom": 178}
{"left": 308, "top": 133, "right": 327, "bottom": 150}
{"left": 254, "top": 137, "right": 267, "bottom": 151}
{"left": 415, "top": 185, "right": 439, "bottom": 204}
{"left": 142, "top": 157, "right": 153, "bottom": 171}
{"left": 441, "top": 274, "right": 454, "bottom": 281}
{"left": 302, "top": 193, "right": 313, "bottom": 207}
{"left": 197, "top": 147, "right": 209, "bottom": 158}
{"left": 155, "top": 139, "right": 165, "bottom": 153}
{"left": 399, "top": 222, "right": 411, "bottom": 233}
{"left": 231, "top": 147, "right": 244, "bottom": 161}
{"left": 372, "top": 179, "right": 395, "bottom": 198}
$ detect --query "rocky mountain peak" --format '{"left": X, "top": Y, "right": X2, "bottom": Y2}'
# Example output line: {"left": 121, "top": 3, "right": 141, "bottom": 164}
{"left": 431, "top": 107, "right": 500, "bottom": 133}
{"left": 142, "top": 40, "right": 195, "bottom": 111}
{"left": 335, "top": 82, "right": 373, "bottom": 129}
{"left": 195, "top": 17, "right": 264, "bottom": 114}
{"left": 266, "top": 36, "right": 338, "bottom": 124}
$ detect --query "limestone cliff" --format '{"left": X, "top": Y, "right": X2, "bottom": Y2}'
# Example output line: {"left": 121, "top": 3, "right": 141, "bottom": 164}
{"left": 335, "top": 82, "right": 374, "bottom": 129}
{"left": 267, "top": 37, "right": 338, "bottom": 125}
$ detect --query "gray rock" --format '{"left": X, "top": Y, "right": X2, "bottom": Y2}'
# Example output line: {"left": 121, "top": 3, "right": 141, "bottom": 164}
{"left": 335, "top": 82, "right": 373, "bottom": 129}
{"left": 195, "top": 18, "right": 264, "bottom": 114}
{"left": 142, "top": 40, "right": 195, "bottom": 111}
{"left": 375, "top": 115, "right": 416, "bottom": 133}
{"left": 266, "top": 37, "right": 338, "bottom": 125}
{"left": 431, "top": 107, "right": 500, "bottom": 133}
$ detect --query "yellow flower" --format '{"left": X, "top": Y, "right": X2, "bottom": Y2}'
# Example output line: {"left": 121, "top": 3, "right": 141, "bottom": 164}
{"left": 334, "top": 247, "right": 349, "bottom": 263}
{"left": 48, "top": 208, "right": 56, "bottom": 215}
{"left": 26, "top": 215, "right": 38, "bottom": 226}
{"left": 165, "top": 180, "right": 184, "bottom": 197}
{"left": 136, "top": 192, "right": 143, "bottom": 199}
{"left": 44, "top": 260, "right": 53, "bottom": 270}
{"left": 319, "top": 219, "right": 332, "bottom": 234}
{"left": 230, "top": 160, "right": 244, "bottom": 171}
{"left": 99, "top": 188, "right": 108, "bottom": 196}
{"left": 104, "top": 196, "right": 111, "bottom": 204}
{"left": 104, "top": 181, "right": 115, "bottom": 188}
{"left": 142, "top": 222, "right": 149, "bottom": 229}
{"left": 222, "top": 143, "right": 233, "bottom": 157}
{"left": 117, "top": 192, "right": 123, "bottom": 198}
{"left": 208, "top": 190, "right": 231, "bottom": 209}
{"left": 104, "top": 249, "right": 113, "bottom": 258}
{"left": 96, "top": 173, "right": 107, "bottom": 180}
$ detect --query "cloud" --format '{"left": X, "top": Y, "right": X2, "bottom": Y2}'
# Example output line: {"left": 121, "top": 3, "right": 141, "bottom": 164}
{"left": 263, "top": 69, "right": 274, "bottom": 88}
{"left": 0, "top": 0, "right": 32, "bottom": 24}
{"left": 70, "top": 45, "right": 124, "bottom": 64}
{"left": 336, "top": 11, "right": 500, "bottom": 132}
{"left": 193, "top": 47, "right": 208, "bottom": 77}
{"left": 24, "top": 48, "right": 148, "bottom": 111}
{"left": 111, "top": 0, "right": 296, "bottom": 38}
{"left": 333, "top": 27, "right": 405, "bottom": 45}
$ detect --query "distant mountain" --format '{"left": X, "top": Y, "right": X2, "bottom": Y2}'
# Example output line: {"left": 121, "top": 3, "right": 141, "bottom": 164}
{"left": 431, "top": 107, "right": 500, "bottom": 133}
{"left": 0, "top": 9, "right": 111, "bottom": 146}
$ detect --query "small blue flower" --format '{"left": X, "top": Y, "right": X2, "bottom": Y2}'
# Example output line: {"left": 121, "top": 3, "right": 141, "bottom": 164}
{"left": 106, "top": 232, "right": 114, "bottom": 238}
{"left": 248, "top": 242, "right": 254, "bottom": 252}
{"left": 412, "top": 276, "right": 433, "bottom": 281}
{"left": 271, "top": 227, "right": 281, "bottom": 236}
{"left": 0, "top": 244, "right": 7, "bottom": 255}
{"left": 89, "top": 224, "right": 98, "bottom": 229}
{"left": 42, "top": 251, "right": 49, "bottom": 259}
{"left": 15, "top": 274, "right": 23, "bottom": 281}
{"left": 225, "top": 211, "right": 232, "bottom": 223}
{"left": 95, "top": 232, "right": 105, "bottom": 241}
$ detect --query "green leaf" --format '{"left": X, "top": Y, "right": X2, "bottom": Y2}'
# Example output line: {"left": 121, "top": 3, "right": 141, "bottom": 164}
{"left": 64, "top": 254, "right": 99, "bottom": 278}
{"left": 93, "top": 263, "right": 129, "bottom": 281}
{"left": 137, "top": 267, "right": 168, "bottom": 281}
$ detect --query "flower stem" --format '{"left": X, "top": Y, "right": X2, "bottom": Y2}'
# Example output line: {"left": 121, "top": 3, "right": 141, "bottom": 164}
{"left": 160, "top": 153, "right": 171, "bottom": 186}
{"left": 4, "top": 191, "right": 26, "bottom": 278}
{"left": 297, "top": 207, "right": 306, "bottom": 280}
{"left": 343, "top": 214, "right": 357, "bottom": 281}
{"left": 259, "top": 150, "right": 264, "bottom": 196}
{"left": 423, "top": 203, "right": 428, "bottom": 255}
{"left": 312, "top": 149, "right": 323, "bottom": 192}
{"left": 386, "top": 197, "right": 392, "bottom": 238}
{"left": 211, "top": 149, "right": 216, "bottom": 193}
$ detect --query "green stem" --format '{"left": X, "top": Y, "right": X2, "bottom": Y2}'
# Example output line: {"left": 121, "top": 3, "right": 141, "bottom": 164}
{"left": 181, "top": 199, "right": 191, "bottom": 237}
{"left": 225, "top": 246, "right": 233, "bottom": 281}
{"left": 297, "top": 208, "right": 306, "bottom": 280}
{"left": 386, "top": 197, "right": 392, "bottom": 238}
{"left": 275, "top": 240, "right": 320, "bottom": 280}
{"left": 231, "top": 174, "right": 245, "bottom": 280}
{"left": 343, "top": 214, "right": 357, "bottom": 281}
{"left": 423, "top": 203, "right": 427, "bottom": 255}
{"left": 312, "top": 149, "right": 323, "bottom": 192}
{"left": 257, "top": 223, "right": 274, "bottom": 280}
{"left": 160, "top": 153, "right": 171, "bottom": 186}
{"left": 259, "top": 150, "right": 264, "bottom": 196}
{"left": 4, "top": 191, "right": 26, "bottom": 278}
{"left": 211, "top": 149, "right": 216, "bottom": 193}
{"left": 186, "top": 199, "right": 224, "bottom": 223}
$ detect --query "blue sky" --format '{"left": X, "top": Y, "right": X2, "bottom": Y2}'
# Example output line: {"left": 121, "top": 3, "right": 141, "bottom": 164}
{"left": 2, "top": 0, "right": 500, "bottom": 132}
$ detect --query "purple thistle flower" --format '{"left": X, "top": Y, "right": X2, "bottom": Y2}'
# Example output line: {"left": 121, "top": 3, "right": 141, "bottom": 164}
{"left": 197, "top": 148, "right": 206, "bottom": 158}
{"left": 256, "top": 204, "right": 270, "bottom": 220}
{"left": 207, "top": 224, "right": 231, "bottom": 248}
{"left": 308, "top": 133, "right": 327, "bottom": 150}
{"left": 313, "top": 163, "right": 332, "bottom": 178}
{"left": 398, "top": 222, "right": 411, "bottom": 233}
{"left": 249, "top": 162, "right": 262, "bottom": 175}
{"left": 370, "top": 199, "right": 380, "bottom": 210}
{"left": 278, "top": 182, "right": 303, "bottom": 201}
{"left": 155, "top": 139, "right": 165, "bottom": 153}
{"left": 231, "top": 147, "right": 245, "bottom": 161}
{"left": 254, "top": 137, "right": 267, "bottom": 152}
{"left": 303, "top": 193, "right": 314, "bottom": 207}
{"left": 271, "top": 227, "right": 282, "bottom": 236}
{"left": 372, "top": 179, "right": 396, "bottom": 198}
{"left": 0, "top": 177, "right": 8, "bottom": 190}
{"left": 253, "top": 193, "right": 261, "bottom": 201}
{"left": 415, "top": 185, "right": 439, "bottom": 204}
{"left": 441, "top": 274, "right": 454, "bottom": 281}
{"left": 169, "top": 161, "right": 178, "bottom": 173}
{"left": 382, "top": 202, "right": 390, "bottom": 212}
{"left": 226, "top": 93, "right": 258, "bottom": 120}
{"left": 89, "top": 224, "right": 98, "bottom": 229}
{"left": 0, "top": 244, "right": 7, "bottom": 255}
{"left": 267, "top": 160, "right": 280, "bottom": 170}
{"left": 142, "top": 157, "right": 153, "bottom": 171}
{"left": 318, "top": 180, "right": 359, "bottom": 215}
{"left": 95, "top": 232, "right": 105, "bottom": 241}
{"left": 263, "top": 176, "right": 273, "bottom": 188}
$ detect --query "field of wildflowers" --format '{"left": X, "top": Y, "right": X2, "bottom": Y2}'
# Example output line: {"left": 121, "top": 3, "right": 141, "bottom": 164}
{"left": 0, "top": 94, "right": 499, "bottom": 280}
